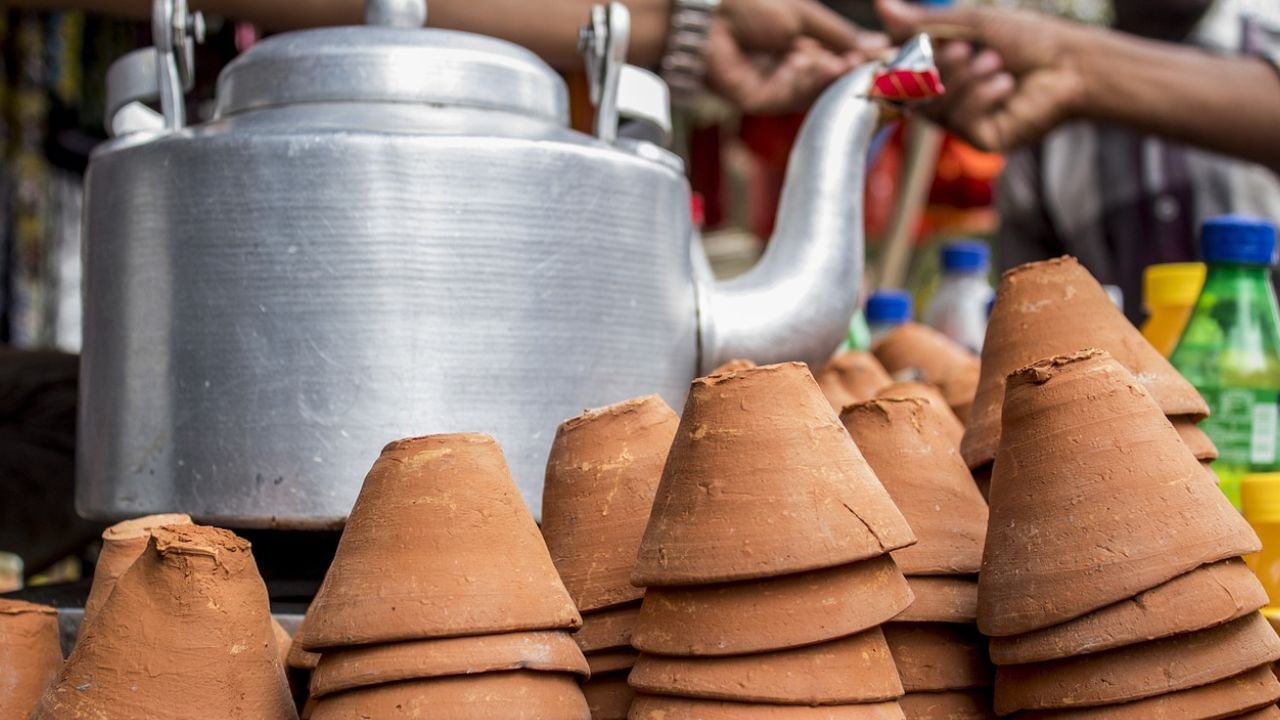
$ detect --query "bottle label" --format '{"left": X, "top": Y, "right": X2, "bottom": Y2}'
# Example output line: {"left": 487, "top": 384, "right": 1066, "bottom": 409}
{"left": 1199, "top": 388, "right": 1280, "bottom": 467}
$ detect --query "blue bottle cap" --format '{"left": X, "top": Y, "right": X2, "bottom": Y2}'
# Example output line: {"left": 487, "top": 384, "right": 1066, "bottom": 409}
{"left": 866, "top": 290, "right": 913, "bottom": 326}
{"left": 941, "top": 241, "right": 990, "bottom": 273}
{"left": 1201, "top": 215, "right": 1278, "bottom": 266}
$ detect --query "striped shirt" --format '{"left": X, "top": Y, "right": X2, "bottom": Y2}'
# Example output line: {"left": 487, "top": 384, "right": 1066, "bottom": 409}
{"left": 997, "top": 0, "right": 1280, "bottom": 323}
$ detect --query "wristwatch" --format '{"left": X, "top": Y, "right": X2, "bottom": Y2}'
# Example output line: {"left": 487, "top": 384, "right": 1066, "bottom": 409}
{"left": 660, "top": 0, "right": 722, "bottom": 102}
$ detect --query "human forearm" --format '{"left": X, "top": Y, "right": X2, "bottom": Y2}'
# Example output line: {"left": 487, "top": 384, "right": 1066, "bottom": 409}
{"left": 4, "top": 0, "right": 362, "bottom": 27}
{"left": 8, "top": 0, "right": 672, "bottom": 69}
{"left": 429, "top": 0, "right": 670, "bottom": 68}
{"left": 1075, "top": 26, "right": 1280, "bottom": 171}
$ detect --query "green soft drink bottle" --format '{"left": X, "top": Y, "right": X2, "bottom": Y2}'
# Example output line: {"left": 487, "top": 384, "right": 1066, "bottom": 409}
{"left": 843, "top": 310, "right": 872, "bottom": 351}
{"left": 1171, "top": 216, "right": 1280, "bottom": 509}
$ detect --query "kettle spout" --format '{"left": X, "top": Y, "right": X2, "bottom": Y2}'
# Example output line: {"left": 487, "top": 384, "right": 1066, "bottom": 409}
{"left": 697, "top": 37, "right": 941, "bottom": 374}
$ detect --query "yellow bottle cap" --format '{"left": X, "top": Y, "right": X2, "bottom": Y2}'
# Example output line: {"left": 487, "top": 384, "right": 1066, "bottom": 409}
{"left": 1143, "top": 263, "right": 1206, "bottom": 312}
{"left": 1242, "top": 473, "right": 1280, "bottom": 525}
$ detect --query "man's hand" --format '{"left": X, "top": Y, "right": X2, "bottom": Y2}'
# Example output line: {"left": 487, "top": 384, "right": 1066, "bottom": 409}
{"left": 876, "top": 0, "right": 1091, "bottom": 152}
{"left": 708, "top": 0, "right": 889, "bottom": 114}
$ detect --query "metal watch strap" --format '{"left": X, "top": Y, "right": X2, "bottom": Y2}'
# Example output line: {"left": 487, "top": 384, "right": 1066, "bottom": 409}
{"left": 660, "top": 0, "right": 721, "bottom": 102}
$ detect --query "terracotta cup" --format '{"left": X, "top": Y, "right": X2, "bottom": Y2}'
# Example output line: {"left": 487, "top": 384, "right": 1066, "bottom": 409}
{"left": 988, "top": 559, "right": 1266, "bottom": 665}
{"left": 302, "top": 433, "right": 581, "bottom": 651}
{"left": 81, "top": 513, "right": 192, "bottom": 636}
{"left": 309, "top": 630, "right": 588, "bottom": 699}
{"left": 993, "top": 612, "right": 1280, "bottom": 714}
{"left": 627, "top": 628, "right": 904, "bottom": 705}
{"left": 588, "top": 649, "right": 638, "bottom": 675}
{"left": 631, "top": 555, "right": 914, "bottom": 657}
{"left": 578, "top": 599, "right": 640, "bottom": 650}
{"left": 308, "top": 671, "right": 590, "bottom": 720}
{"left": 939, "top": 361, "right": 980, "bottom": 426}
{"left": 583, "top": 649, "right": 635, "bottom": 675}
{"left": 894, "top": 577, "right": 978, "bottom": 624}
{"left": 876, "top": 382, "right": 966, "bottom": 447}
{"left": 30, "top": 525, "right": 297, "bottom": 720}
{"left": 1237, "top": 708, "right": 1280, "bottom": 720}
{"left": 0, "top": 599, "right": 62, "bottom": 720}
{"left": 897, "top": 691, "right": 996, "bottom": 720}
{"left": 962, "top": 256, "right": 1207, "bottom": 470}
{"left": 971, "top": 465, "right": 992, "bottom": 503}
{"left": 632, "top": 362, "right": 915, "bottom": 587}
{"left": 883, "top": 623, "right": 992, "bottom": 693}
{"left": 1203, "top": 460, "right": 1222, "bottom": 484}
{"left": 628, "top": 696, "right": 908, "bottom": 719}
{"left": 1172, "top": 415, "right": 1219, "bottom": 461}
{"left": 1014, "top": 664, "right": 1280, "bottom": 720}
{"left": 271, "top": 618, "right": 293, "bottom": 668}
{"left": 979, "top": 351, "right": 1259, "bottom": 637}
{"left": 842, "top": 398, "right": 988, "bottom": 576}
{"left": 542, "top": 396, "right": 679, "bottom": 614}
{"left": 582, "top": 672, "right": 635, "bottom": 720}
{"left": 287, "top": 611, "right": 320, "bottom": 671}
{"left": 817, "top": 351, "right": 893, "bottom": 411}
{"left": 870, "top": 323, "right": 980, "bottom": 423}
{"left": 576, "top": 603, "right": 641, "bottom": 653}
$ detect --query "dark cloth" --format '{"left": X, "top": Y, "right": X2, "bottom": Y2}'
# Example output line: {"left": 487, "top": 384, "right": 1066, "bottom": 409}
{"left": 0, "top": 346, "right": 102, "bottom": 574}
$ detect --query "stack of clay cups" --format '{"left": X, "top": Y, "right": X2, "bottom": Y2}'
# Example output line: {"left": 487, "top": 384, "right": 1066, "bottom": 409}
{"left": 31, "top": 524, "right": 297, "bottom": 720}
{"left": 842, "top": 397, "right": 995, "bottom": 719}
{"left": 817, "top": 350, "right": 893, "bottom": 411}
{"left": 541, "top": 396, "right": 681, "bottom": 719}
{"left": 0, "top": 598, "right": 63, "bottom": 719}
{"left": 298, "top": 434, "right": 591, "bottom": 720}
{"left": 626, "top": 362, "right": 919, "bottom": 718}
{"left": 963, "top": 256, "right": 1212, "bottom": 498}
{"left": 876, "top": 381, "right": 966, "bottom": 448}
{"left": 980, "top": 350, "right": 1280, "bottom": 717}
{"left": 871, "top": 323, "right": 981, "bottom": 424}
{"left": 286, "top": 613, "right": 321, "bottom": 713}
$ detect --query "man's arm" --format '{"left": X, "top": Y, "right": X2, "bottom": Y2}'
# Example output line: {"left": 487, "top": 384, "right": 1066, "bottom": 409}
{"left": 11, "top": 0, "right": 671, "bottom": 66}
{"left": 1077, "top": 26, "right": 1280, "bottom": 172}
{"left": 877, "top": 0, "right": 1280, "bottom": 172}
{"left": 15, "top": 0, "right": 885, "bottom": 114}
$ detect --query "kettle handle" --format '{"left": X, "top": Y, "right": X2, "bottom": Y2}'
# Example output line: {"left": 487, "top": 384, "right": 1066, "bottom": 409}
{"left": 104, "top": 0, "right": 203, "bottom": 136}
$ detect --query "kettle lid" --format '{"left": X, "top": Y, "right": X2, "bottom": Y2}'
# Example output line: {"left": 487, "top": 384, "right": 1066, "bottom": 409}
{"left": 214, "top": 10, "right": 568, "bottom": 124}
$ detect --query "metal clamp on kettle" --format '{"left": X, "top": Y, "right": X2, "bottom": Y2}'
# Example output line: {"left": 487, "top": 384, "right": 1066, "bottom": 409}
{"left": 79, "top": 0, "right": 940, "bottom": 527}
{"left": 579, "top": 3, "right": 672, "bottom": 147}
{"left": 103, "top": 0, "right": 204, "bottom": 137}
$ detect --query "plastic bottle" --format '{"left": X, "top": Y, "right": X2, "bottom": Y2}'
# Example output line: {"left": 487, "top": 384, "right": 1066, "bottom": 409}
{"left": 1241, "top": 474, "right": 1280, "bottom": 622}
{"left": 843, "top": 310, "right": 872, "bottom": 352}
{"left": 866, "top": 289, "right": 913, "bottom": 342}
{"left": 1102, "top": 285, "right": 1125, "bottom": 312}
{"left": 1142, "top": 263, "right": 1207, "bottom": 357}
{"left": 1170, "top": 216, "right": 1280, "bottom": 509}
{"left": 924, "top": 241, "right": 994, "bottom": 353}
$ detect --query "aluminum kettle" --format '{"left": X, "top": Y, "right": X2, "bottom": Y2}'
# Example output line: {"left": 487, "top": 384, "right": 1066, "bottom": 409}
{"left": 78, "top": 0, "right": 939, "bottom": 526}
